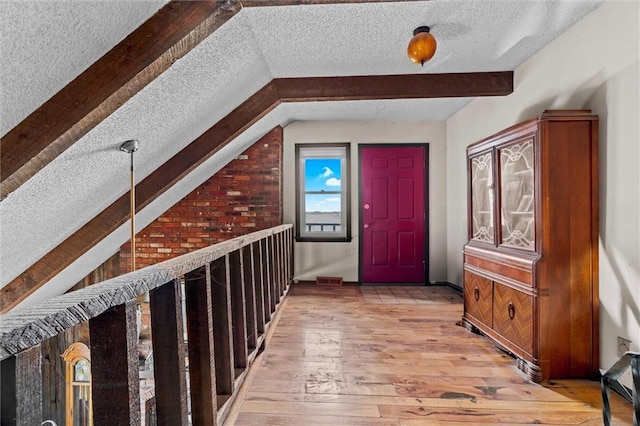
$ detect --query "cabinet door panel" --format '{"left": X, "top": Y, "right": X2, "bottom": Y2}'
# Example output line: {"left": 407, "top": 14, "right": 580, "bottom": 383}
{"left": 498, "top": 138, "right": 535, "bottom": 250}
{"left": 463, "top": 271, "right": 493, "bottom": 327}
{"left": 470, "top": 151, "right": 495, "bottom": 244}
{"left": 493, "top": 283, "right": 533, "bottom": 354}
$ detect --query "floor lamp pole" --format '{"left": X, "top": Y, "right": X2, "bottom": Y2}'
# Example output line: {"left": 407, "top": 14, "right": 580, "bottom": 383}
{"left": 120, "top": 140, "right": 139, "bottom": 272}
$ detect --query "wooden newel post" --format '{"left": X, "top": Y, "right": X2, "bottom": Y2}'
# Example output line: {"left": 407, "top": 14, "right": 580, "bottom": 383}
{"left": 229, "top": 249, "right": 248, "bottom": 370}
{"left": 150, "top": 279, "right": 188, "bottom": 425}
{"left": 89, "top": 300, "right": 140, "bottom": 426}
{"left": 269, "top": 236, "right": 277, "bottom": 310}
{"left": 211, "top": 256, "right": 235, "bottom": 397}
{"left": 242, "top": 245, "right": 258, "bottom": 350}
{"left": 259, "top": 239, "right": 272, "bottom": 323}
{"left": 270, "top": 235, "right": 278, "bottom": 309}
{"left": 0, "top": 345, "right": 43, "bottom": 426}
{"left": 262, "top": 238, "right": 274, "bottom": 315}
{"left": 277, "top": 232, "right": 285, "bottom": 296}
{"left": 185, "top": 266, "right": 218, "bottom": 426}
{"left": 273, "top": 234, "right": 281, "bottom": 299}
{"left": 251, "top": 242, "right": 266, "bottom": 334}
{"left": 288, "top": 228, "right": 294, "bottom": 285}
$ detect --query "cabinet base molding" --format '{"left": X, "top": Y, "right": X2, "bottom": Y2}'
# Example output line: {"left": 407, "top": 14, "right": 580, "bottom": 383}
{"left": 459, "top": 318, "right": 543, "bottom": 383}
{"left": 456, "top": 318, "right": 478, "bottom": 334}
{"left": 515, "top": 357, "right": 542, "bottom": 383}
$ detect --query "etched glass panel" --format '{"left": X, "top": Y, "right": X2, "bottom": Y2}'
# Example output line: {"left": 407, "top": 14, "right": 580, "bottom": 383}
{"left": 471, "top": 152, "right": 494, "bottom": 243}
{"left": 500, "top": 139, "right": 534, "bottom": 249}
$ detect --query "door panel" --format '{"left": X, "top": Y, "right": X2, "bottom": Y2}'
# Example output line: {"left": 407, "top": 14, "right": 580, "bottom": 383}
{"left": 397, "top": 232, "right": 416, "bottom": 266}
{"left": 361, "top": 146, "right": 426, "bottom": 283}
{"left": 372, "top": 178, "right": 389, "bottom": 219}
{"left": 372, "top": 232, "right": 389, "bottom": 266}
{"left": 398, "top": 179, "right": 414, "bottom": 218}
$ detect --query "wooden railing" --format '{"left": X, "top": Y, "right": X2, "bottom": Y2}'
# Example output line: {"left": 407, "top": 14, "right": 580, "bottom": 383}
{"left": 0, "top": 224, "right": 293, "bottom": 426}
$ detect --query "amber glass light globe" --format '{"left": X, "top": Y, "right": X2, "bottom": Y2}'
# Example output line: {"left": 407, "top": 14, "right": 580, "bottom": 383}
{"left": 407, "top": 26, "right": 437, "bottom": 66}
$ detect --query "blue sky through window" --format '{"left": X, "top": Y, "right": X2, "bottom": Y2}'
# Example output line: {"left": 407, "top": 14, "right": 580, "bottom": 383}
{"left": 305, "top": 158, "right": 341, "bottom": 212}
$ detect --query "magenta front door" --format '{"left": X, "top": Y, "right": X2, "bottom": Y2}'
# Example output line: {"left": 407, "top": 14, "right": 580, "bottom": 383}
{"left": 360, "top": 146, "right": 427, "bottom": 283}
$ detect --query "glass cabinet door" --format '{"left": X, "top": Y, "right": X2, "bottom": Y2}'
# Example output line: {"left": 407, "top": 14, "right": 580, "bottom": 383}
{"left": 499, "top": 138, "right": 535, "bottom": 249}
{"left": 470, "top": 151, "right": 494, "bottom": 243}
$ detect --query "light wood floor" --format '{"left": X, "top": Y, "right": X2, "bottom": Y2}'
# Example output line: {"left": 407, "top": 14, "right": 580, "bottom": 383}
{"left": 225, "top": 284, "right": 632, "bottom": 425}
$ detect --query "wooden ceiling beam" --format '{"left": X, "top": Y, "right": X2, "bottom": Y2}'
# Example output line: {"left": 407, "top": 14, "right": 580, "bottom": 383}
{"left": 242, "top": 0, "right": 426, "bottom": 6}
{"left": 275, "top": 72, "right": 514, "bottom": 102}
{"left": 0, "top": 83, "right": 281, "bottom": 313}
{"left": 0, "top": 71, "right": 514, "bottom": 312}
{"left": 0, "top": 0, "right": 242, "bottom": 200}
{"left": 0, "top": 0, "right": 515, "bottom": 312}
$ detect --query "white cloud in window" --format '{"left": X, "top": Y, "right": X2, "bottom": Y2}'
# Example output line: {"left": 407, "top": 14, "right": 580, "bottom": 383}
{"left": 325, "top": 178, "right": 341, "bottom": 187}
{"left": 324, "top": 197, "right": 341, "bottom": 202}
{"left": 321, "top": 167, "right": 334, "bottom": 178}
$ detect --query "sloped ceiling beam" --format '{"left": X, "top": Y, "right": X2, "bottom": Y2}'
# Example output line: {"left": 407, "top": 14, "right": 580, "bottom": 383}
{"left": 0, "top": 71, "right": 513, "bottom": 312}
{"left": 0, "top": 1, "right": 435, "bottom": 200}
{"left": 242, "top": 0, "right": 426, "bottom": 5}
{"left": 0, "top": 0, "right": 242, "bottom": 200}
{"left": 275, "top": 72, "right": 513, "bottom": 101}
{"left": 0, "top": 0, "right": 513, "bottom": 311}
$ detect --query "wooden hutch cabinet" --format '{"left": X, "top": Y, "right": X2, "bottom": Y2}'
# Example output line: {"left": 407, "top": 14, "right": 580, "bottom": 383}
{"left": 461, "top": 110, "right": 599, "bottom": 382}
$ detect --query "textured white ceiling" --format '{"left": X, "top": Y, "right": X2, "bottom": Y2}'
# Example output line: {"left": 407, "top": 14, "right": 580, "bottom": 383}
{"left": 0, "top": 0, "right": 169, "bottom": 135}
{"left": 0, "top": 0, "right": 603, "bottom": 306}
{"left": 244, "top": 1, "right": 599, "bottom": 77}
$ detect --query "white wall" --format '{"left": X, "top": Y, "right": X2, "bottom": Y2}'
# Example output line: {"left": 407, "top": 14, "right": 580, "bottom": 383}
{"left": 446, "top": 0, "right": 639, "bottom": 386}
{"left": 283, "top": 121, "right": 447, "bottom": 283}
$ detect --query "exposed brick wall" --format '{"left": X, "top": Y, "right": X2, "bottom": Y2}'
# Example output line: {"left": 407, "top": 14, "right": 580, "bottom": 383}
{"left": 120, "top": 126, "right": 283, "bottom": 272}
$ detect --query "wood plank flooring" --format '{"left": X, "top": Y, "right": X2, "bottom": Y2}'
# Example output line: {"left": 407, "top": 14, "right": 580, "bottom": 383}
{"left": 225, "top": 284, "right": 632, "bottom": 425}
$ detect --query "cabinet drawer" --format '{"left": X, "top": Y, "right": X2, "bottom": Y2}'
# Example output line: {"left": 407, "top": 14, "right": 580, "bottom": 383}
{"left": 464, "top": 271, "right": 493, "bottom": 327}
{"left": 493, "top": 283, "right": 533, "bottom": 355}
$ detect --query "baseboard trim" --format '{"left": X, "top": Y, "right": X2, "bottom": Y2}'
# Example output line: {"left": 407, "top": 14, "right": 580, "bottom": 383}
{"left": 295, "top": 280, "right": 358, "bottom": 286}
{"left": 293, "top": 280, "right": 463, "bottom": 294}
{"left": 443, "top": 281, "right": 463, "bottom": 294}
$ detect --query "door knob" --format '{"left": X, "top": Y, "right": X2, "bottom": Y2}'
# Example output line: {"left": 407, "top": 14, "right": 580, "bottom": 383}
{"left": 364, "top": 224, "right": 370, "bottom": 229}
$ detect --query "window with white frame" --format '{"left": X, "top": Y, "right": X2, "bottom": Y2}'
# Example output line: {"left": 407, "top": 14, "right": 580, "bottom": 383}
{"left": 295, "top": 144, "right": 351, "bottom": 242}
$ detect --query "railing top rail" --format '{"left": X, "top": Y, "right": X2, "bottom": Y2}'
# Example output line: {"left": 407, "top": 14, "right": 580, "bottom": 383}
{"left": 0, "top": 224, "right": 292, "bottom": 360}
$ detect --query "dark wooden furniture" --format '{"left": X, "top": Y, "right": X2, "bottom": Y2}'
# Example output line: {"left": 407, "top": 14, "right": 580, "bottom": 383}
{"left": 461, "top": 110, "right": 599, "bottom": 382}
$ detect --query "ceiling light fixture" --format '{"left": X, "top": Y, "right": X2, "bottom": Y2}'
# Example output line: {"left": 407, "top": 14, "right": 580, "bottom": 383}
{"left": 407, "top": 26, "right": 437, "bottom": 66}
